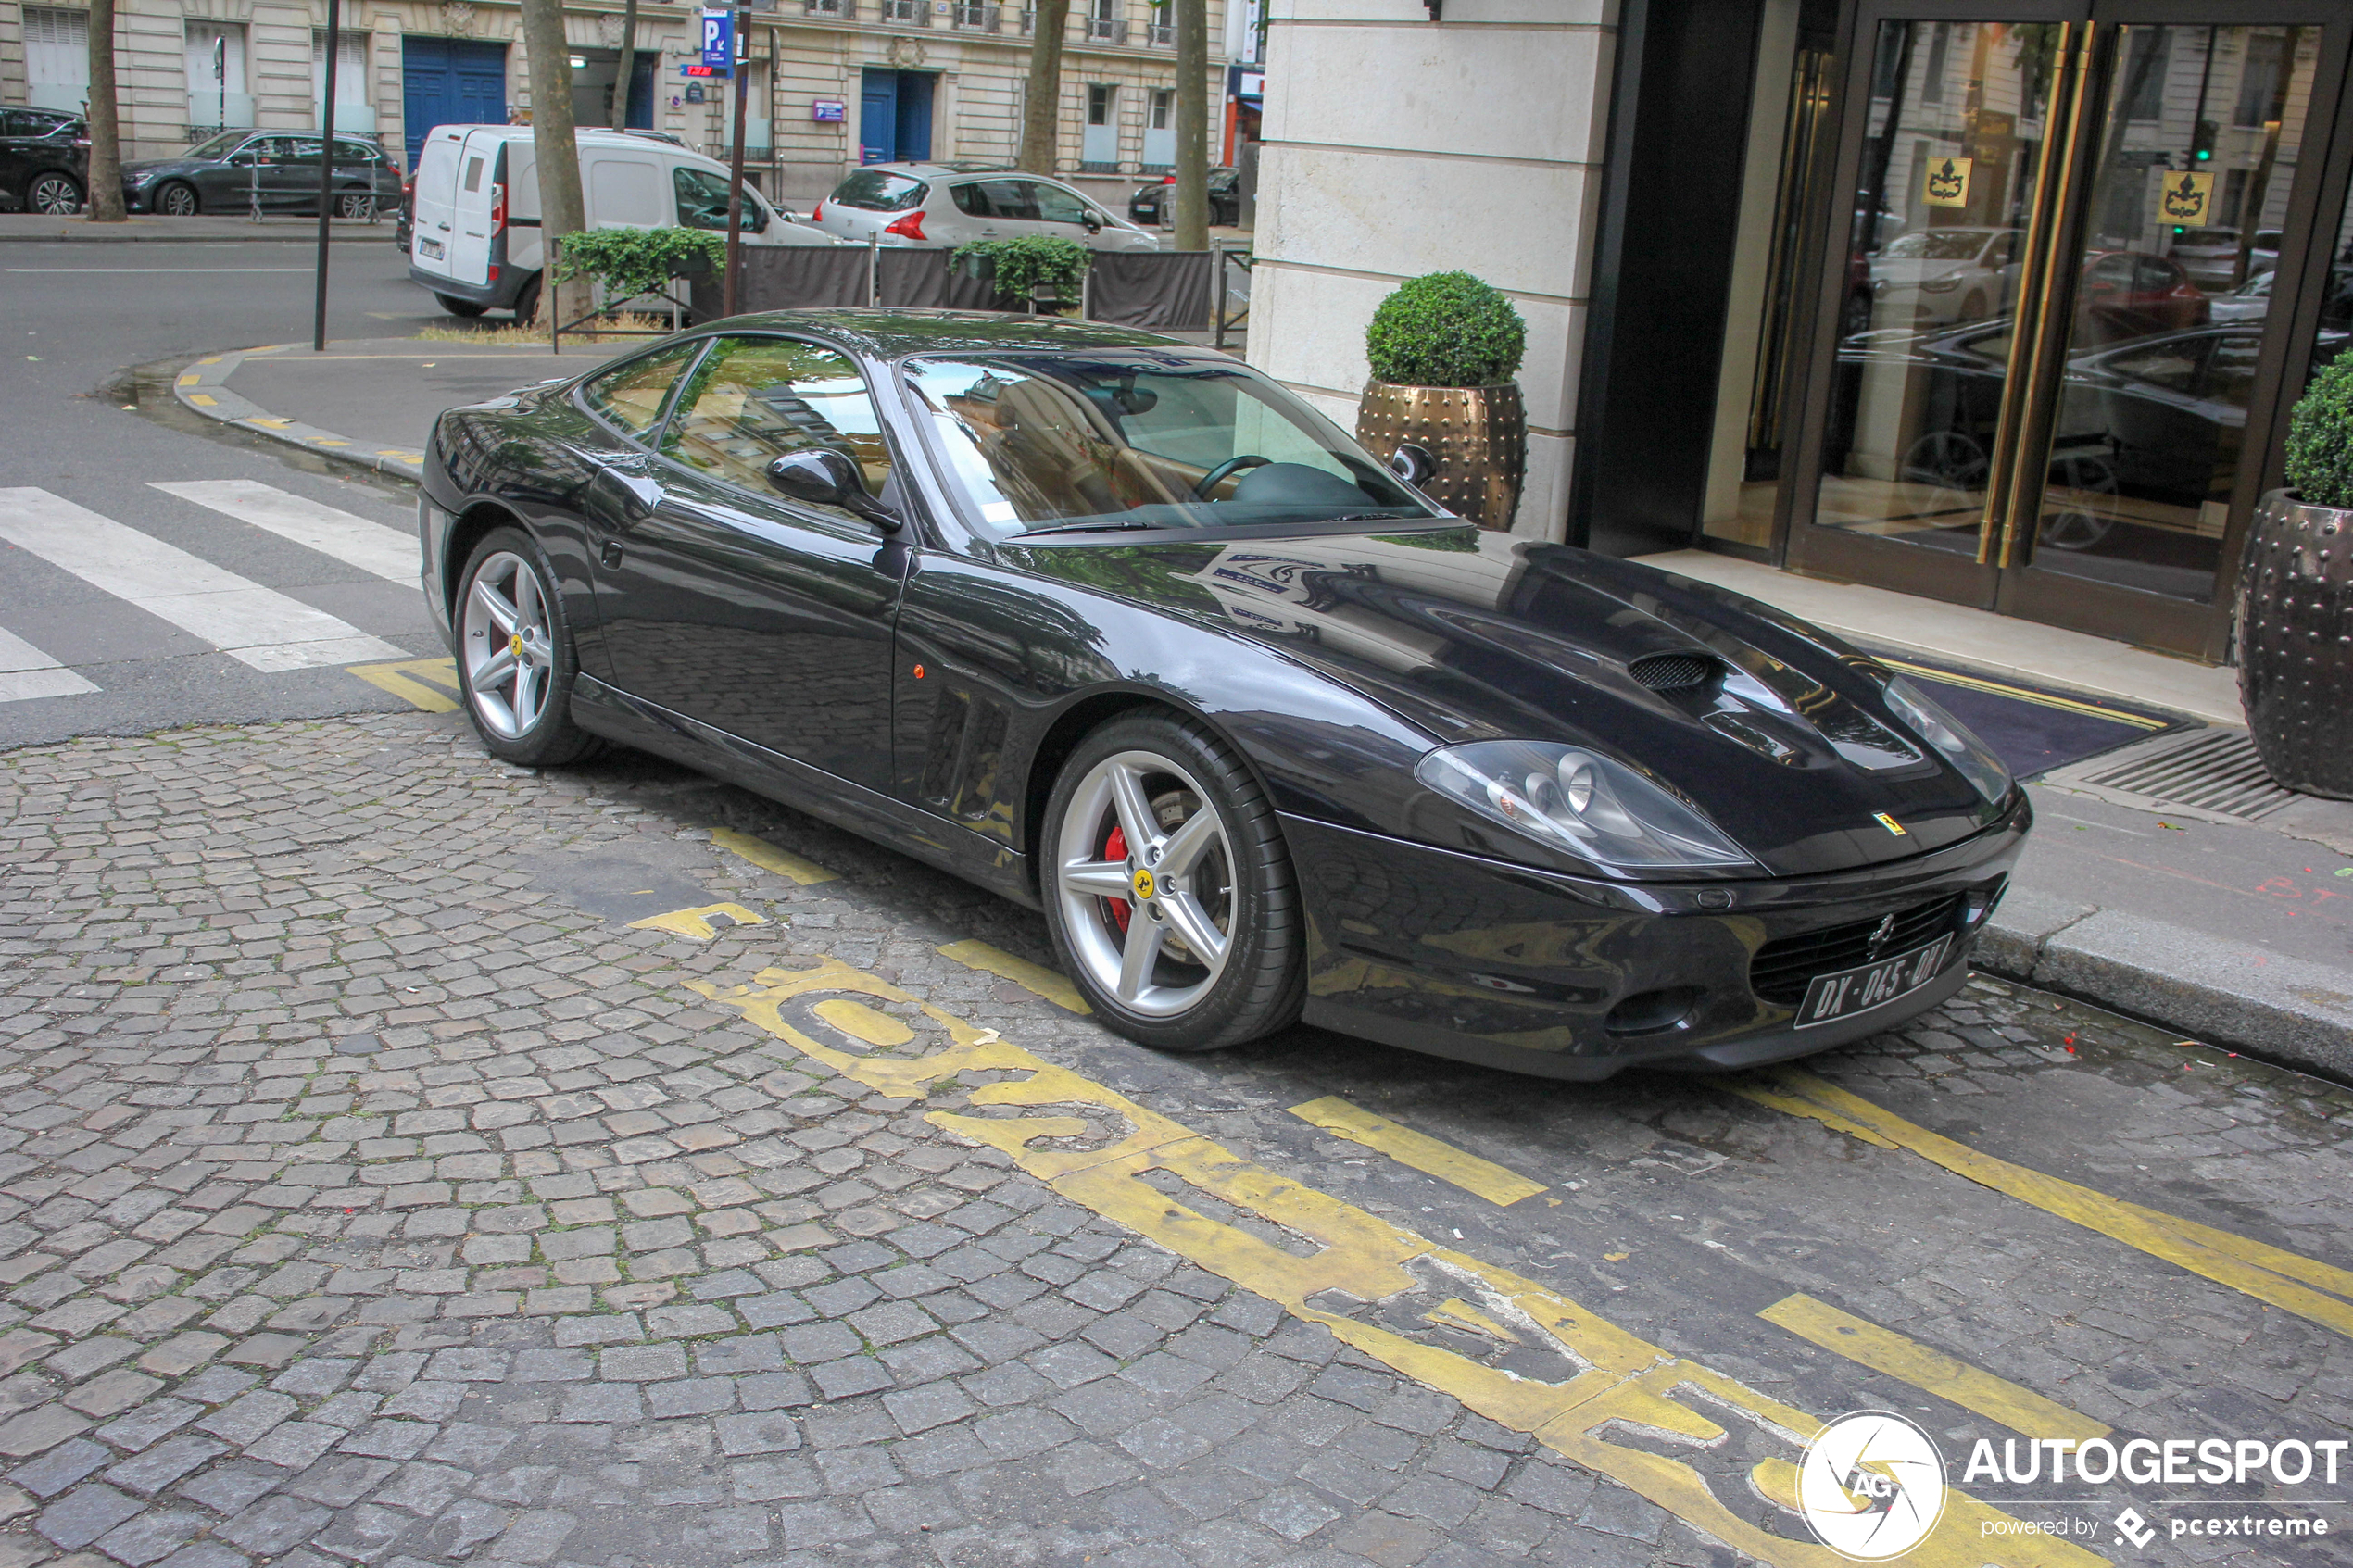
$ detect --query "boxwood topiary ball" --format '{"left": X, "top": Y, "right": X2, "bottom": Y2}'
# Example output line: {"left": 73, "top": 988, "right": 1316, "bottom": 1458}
{"left": 2286, "top": 350, "right": 2353, "bottom": 509}
{"left": 1365, "top": 271, "right": 1528, "bottom": 389}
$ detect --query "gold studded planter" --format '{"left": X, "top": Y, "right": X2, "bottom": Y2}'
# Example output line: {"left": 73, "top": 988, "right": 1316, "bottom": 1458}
{"left": 2238, "top": 488, "right": 2353, "bottom": 798}
{"left": 1354, "top": 381, "right": 1527, "bottom": 531}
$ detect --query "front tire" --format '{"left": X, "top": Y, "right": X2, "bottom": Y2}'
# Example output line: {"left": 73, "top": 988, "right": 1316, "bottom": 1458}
{"left": 454, "top": 527, "right": 601, "bottom": 767}
{"left": 27, "top": 173, "right": 81, "bottom": 215}
{"left": 1042, "top": 713, "right": 1303, "bottom": 1052}
{"left": 157, "top": 182, "right": 198, "bottom": 217}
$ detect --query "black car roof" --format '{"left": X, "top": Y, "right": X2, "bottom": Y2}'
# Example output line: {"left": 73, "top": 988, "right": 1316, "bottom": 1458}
{"left": 710, "top": 308, "right": 1201, "bottom": 359}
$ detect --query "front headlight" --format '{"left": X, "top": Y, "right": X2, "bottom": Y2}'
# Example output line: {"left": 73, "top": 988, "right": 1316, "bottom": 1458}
{"left": 1415, "top": 741, "right": 1756, "bottom": 877}
{"left": 124, "top": 169, "right": 159, "bottom": 185}
{"left": 1920, "top": 273, "right": 1962, "bottom": 293}
{"left": 1881, "top": 677, "right": 2012, "bottom": 803}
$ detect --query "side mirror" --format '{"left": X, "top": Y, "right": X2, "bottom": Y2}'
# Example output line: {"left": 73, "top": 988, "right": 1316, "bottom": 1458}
{"left": 1388, "top": 443, "right": 1436, "bottom": 487}
{"left": 1081, "top": 210, "right": 1103, "bottom": 233}
{"left": 766, "top": 447, "right": 900, "bottom": 530}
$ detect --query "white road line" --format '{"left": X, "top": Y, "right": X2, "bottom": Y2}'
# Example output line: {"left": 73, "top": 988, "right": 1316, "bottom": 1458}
{"left": 0, "top": 489, "right": 405, "bottom": 673}
{"left": 152, "top": 480, "right": 419, "bottom": 584}
{"left": 0, "top": 626, "right": 98, "bottom": 704}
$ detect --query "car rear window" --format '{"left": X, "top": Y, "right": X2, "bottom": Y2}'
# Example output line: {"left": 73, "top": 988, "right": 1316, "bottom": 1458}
{"left": 828, "top": 169, "right": 925, "bottom": 211}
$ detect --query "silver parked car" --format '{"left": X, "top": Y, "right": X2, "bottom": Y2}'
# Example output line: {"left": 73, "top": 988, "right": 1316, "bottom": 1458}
{"left": 809, "top": 163, "right": 1159, "bottom": 251}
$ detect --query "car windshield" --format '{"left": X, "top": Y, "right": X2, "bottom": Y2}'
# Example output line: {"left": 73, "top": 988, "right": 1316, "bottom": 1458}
{"left": 829, "top": 169, "right": 926, "bottom": 211}
{"left": 186, "top": 132, "right": 247, "bottom": 160}
{"left": 903, "top": 353, "right": 1443, "bottom": 537}
{"left": 1880, "top": 230, "right": 1994, "bottom": 260}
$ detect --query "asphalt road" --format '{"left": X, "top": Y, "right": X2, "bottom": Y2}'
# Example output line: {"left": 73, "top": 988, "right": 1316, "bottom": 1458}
{"left": 0, "top": 237, "right": 448, "bottom": 748}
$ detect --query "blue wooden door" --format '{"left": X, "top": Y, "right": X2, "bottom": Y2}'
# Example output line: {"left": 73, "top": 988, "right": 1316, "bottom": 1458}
{"left": 860, "top": 68, "right": 897, "bottom": 164}
{"left": 894, "top": 72, "right": 933, "bottom": 164}
{"left": 402, "top": 39, "right": 509, "bottom": 168}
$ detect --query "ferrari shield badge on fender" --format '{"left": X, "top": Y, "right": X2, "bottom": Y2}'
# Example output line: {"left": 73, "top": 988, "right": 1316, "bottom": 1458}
{"left": 1873, "top": 812, "right": 1906, "bottom": 836}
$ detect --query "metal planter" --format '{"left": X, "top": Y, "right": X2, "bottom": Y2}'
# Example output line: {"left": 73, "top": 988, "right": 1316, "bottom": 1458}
{"left": 2238, "top": 488, "right": 2353, "bottom": 798}
{"left": 1354, "top": 381, "right": 1527, "bottom": 531}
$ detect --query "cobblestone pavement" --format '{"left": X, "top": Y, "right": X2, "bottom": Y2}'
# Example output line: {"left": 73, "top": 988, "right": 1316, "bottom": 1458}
{"left": 2, "top": 709, "right": 2350, "bottom": 1568}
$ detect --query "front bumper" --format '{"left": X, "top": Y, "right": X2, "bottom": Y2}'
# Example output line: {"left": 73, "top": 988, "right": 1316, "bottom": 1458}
{"left": 1285, "top": 793, "right": 2031, "bottom": 1079}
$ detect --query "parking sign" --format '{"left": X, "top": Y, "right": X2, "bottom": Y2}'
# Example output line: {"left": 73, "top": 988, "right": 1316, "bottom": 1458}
{"left": 699, "top": 9, "right": 734, "bottom": 71}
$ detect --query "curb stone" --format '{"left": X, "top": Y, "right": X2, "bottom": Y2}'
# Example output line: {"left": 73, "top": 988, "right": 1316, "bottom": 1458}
{"left": 171, "top": 345, "right": 428, "bottom": 481}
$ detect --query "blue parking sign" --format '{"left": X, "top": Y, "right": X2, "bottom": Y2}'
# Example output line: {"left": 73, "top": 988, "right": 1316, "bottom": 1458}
{"left": 699, "top": 9, "right": 734, "bottom": 70}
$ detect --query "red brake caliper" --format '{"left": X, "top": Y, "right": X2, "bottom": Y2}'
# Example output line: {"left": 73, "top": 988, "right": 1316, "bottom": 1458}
{"left": 1103, "top": 823, "right": 1132, "bottom": 933}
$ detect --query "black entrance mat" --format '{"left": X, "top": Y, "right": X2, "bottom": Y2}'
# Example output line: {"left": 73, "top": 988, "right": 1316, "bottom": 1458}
{"left": 1871, "top": 654, "right": 2196, "bottom": 781}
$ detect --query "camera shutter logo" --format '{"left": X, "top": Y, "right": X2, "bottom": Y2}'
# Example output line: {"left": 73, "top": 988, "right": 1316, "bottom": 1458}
{"left": 1797, "top": 1411, "right": 1949, "bottom": 1561}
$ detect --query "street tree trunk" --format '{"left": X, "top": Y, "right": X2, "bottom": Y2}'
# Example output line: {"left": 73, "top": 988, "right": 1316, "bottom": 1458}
{"left": 517, "top": 0, "right": 590, "bottom": 329}
{"left": 83, "top": 0, "right": 124, "bottom": 221}
{"left": 1172, "top": 0, "right": 1207, "bottom": 251}
{"left": 606, "top": 0, "right": 639, "bottom": 129}
{"left": 1017, "top": 0, "right": 1070, "bottom": 175}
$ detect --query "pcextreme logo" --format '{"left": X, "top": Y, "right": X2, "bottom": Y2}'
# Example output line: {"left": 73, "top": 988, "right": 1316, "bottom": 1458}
{"left": 1797, "top": 1411, "right": 1950, "bottom": 1561}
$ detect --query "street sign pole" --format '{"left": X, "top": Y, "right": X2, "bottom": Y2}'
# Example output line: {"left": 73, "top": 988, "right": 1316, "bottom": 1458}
{"left": 312, "top": 0, "right": 340, "bottom": 353}
{"left": 724, "top": 6, "right": 749, "bottom": 318}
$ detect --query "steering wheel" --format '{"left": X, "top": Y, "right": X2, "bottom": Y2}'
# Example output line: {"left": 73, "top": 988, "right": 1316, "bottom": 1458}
{"left": 1193, "top": 454, "right": 1273, "bottom": 499}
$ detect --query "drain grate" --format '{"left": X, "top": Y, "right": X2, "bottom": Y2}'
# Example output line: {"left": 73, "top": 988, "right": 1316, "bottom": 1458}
{"left": 2070, "top": 729, "right": 2300, "bottom": 822}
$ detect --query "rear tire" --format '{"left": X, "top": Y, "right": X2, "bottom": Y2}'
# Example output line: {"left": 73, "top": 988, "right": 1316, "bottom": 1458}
{"left": 26, "top": 172, "right": 81, "bottom": 215}
{"left": 511, "top": 274, "right": 543, "bottom": 325}
{"left": 436, "top": 295, "right": 487, "bottom": 318}
{"left": 453, "top": 527, "right": 602, "bottom": 768}
{"left": 1042, "top": 712, "right": 1304, "bottom": 1053}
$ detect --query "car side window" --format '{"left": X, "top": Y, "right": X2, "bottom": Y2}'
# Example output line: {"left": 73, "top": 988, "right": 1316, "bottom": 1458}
{"left": 949, "top": 182, "right": 991, "bottom": 218}
{"left": 660, "top": 338, "right": 895, "bottom": 517}
{"left": 976, "top": 179, "right": 1037, "bottom": 220}
{"left": 1029, "top": 182, "right": 1091, "bottom": 227}
{"left": 2107, "top": 340, "right": 2205, "bottom": 392}
{"left": 672, "top": 166, "right": 767, "bottom": 233}
{"left": 582, "top": 341, "right": 704, "bottom": 441}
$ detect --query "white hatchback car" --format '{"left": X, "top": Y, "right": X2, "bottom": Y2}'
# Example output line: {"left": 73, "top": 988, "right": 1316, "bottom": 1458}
{"left": 809, "top": 163, "right": 1160, "bottom": 251}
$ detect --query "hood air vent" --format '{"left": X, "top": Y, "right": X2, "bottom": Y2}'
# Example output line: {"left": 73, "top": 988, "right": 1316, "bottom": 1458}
{"left": 1628, "top": 653, "right": 1714, "bottom": 692}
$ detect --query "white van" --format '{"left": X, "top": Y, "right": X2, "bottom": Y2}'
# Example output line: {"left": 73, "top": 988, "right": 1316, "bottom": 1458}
{"left": 408, "top": 125, "right": 838, "bottom": 320}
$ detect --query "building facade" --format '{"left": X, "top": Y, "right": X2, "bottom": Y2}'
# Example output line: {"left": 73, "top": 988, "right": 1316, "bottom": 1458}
{"left": 1249, "top": 0, "right": 2353, "bottom": 666}
{"left": 0, "top": 0, "right": 1225, "bottom": 207}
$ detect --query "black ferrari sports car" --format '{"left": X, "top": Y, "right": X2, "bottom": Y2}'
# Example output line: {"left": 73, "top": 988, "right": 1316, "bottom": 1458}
{"left": 419, "top": 310, "right": 2027, "bottom": 1077}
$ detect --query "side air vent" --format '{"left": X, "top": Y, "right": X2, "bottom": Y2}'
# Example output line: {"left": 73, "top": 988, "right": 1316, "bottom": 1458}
{"left": 1628, "top": 653, "right": 1715, "bottom": 692}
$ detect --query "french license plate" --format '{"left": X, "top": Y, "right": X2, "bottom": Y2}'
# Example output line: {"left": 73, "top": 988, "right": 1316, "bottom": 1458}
{"left": 1794, "top": 935, "right": 1953, "bottom": 1027}
{"left": 418, "top": 237, "right": 444, "bottom": 259}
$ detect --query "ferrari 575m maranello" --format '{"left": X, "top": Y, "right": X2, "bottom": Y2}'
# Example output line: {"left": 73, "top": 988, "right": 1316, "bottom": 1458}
{"left": 419, "top": 310, "right": 2028, "bottom": 1078}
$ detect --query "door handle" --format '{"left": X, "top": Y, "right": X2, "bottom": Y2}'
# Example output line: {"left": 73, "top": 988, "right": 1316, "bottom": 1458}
{"left": 587, "top": 460, "right": 662, "bottom": 523}
{"left": 600, "top": 540, "right": 624, "bottom": 569}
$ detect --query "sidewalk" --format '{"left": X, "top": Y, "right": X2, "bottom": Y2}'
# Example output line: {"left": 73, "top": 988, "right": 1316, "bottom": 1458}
{"left": 0, "top": 211, "right": 400, "bottom": 243}
{"left": 175, "top": 342, "right": 2353, "bottom": 1078}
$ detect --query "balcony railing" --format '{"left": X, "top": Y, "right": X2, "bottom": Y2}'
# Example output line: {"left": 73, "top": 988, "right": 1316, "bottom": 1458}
{"left": 878, "top": 0, "right": 926, "bottom": 22}
{"left": 804, "top": 0, "right": 855, "bottom": 17}
{"left": 951, "top": 2, "right": 1000, "bottom": 29}
{"left": 1084, "top": 15, "right": 1127, "bottom": 42}
{"left": 1146, "top": 20, "right": 1172, "bottom": 44}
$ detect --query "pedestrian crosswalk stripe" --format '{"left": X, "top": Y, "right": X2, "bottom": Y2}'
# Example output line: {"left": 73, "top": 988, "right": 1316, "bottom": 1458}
{"left": 151, "top": 480, "right": 419, "bottom": 584}
{"left": 0, "top": 488, "right": 405, "bottom": 673}
{"left": 0, "top": 626, "right": 98, "bottom": 705}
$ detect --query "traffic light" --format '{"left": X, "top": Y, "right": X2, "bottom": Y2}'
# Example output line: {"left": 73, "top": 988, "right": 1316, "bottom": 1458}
{"left": 2190, "top": 119, "right": 2216, "bottom": 163}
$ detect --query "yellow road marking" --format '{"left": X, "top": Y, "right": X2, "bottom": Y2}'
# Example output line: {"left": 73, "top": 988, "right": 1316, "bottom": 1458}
{"left": 346, "top": 656, "right": 460, "bottom": 712}
{"left": 710, "top": 826, "right": 838, "bottom": 885}
{"left": 692, "top": 959, "right": 2098, "bottom": 1568}
{"left": 1760, "top": 1293, "right": 2110, "bottom": 1443}
{"left": 1289, "top": 1096, "right": 1548, "bottom": 1206}
{"left": 812, "top": 997, "right": 914, "bottom": 1047}
{"left": 186, "top": 394, "right": 218, "bottom": 407}
{"left": 242, "top": 416, "right": 293, "bottom": 428}
{"left": 937, "top": 939, "right": 1090, "bottom": 1013}
{"left": 1881, "top": 659, "right": 2167, "bottom": 729}
{"left": 1725, "top": 1068, "right": 2353, "bottom": 1340}
{"left": 625, "top": 901, "right": 764, "bottom": 940}
{"left": 177, "top": 373, "right": 199, "bottom": 386}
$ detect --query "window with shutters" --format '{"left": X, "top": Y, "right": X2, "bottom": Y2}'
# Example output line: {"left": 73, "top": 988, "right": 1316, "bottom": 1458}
{"left": 24, "top": 8, "right": 90, "bottom": 91}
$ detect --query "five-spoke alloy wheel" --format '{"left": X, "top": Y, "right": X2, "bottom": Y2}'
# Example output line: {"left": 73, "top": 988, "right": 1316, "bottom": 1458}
{"left": 454, "top": 527, "right": 601, "bottom": 767}
{"left": 1043, "top": 714, "right": 1303, "bottom": 1051}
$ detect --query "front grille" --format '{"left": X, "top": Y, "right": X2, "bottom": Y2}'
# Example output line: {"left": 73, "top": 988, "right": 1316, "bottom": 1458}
{"left": 1748, "top": 894, "right": 1963, "bottom": 1005}
{"left": 1629, "top": 652, "right": 1714, "bottom": 691}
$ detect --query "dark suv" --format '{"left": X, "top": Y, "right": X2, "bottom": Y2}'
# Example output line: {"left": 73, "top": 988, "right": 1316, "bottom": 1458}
{"left": 0, "top": 108, "right": 89, "bottom": 215}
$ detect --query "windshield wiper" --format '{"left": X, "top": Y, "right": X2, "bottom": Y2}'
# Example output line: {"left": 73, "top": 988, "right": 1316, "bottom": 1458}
{"left": 1009, "top": 520, "right": 1167, "bottom": 538}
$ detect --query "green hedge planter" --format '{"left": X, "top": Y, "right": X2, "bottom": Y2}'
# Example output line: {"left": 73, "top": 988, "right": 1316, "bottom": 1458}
{"left": 2239, "top": 352, "right": 2353, "bottom": 797}
{"left": 1353, "top": 272, "right": 1529, "bottom": 530}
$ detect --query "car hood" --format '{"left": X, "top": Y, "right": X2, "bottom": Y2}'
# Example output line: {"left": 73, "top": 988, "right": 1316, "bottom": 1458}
{"left": 1004, "top": 525, "right": 2008, "bottom": 876}
{"left": 121, "top": 157, "right": 207, "bottom": 179}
